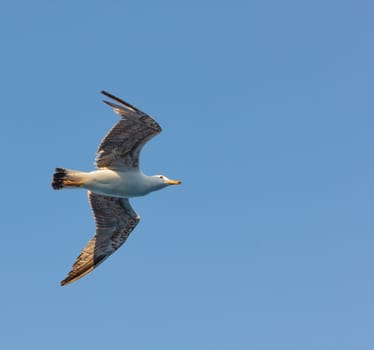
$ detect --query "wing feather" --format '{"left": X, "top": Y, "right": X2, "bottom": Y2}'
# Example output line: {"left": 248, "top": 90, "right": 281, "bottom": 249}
{"left": 60, "top": 192, "right": 140, "bottom": 286}
{"left": 96, "top": 91, "right": 161, "bottom": 170}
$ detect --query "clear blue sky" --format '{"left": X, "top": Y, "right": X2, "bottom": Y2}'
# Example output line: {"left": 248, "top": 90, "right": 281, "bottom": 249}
{"left": 0, "top": 1, "right": 373, "bottom": 349}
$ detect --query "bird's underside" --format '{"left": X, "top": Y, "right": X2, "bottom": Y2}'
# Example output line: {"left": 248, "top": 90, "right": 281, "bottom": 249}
{"left": 53, "top": 91, "right": 162, "bottom": 286}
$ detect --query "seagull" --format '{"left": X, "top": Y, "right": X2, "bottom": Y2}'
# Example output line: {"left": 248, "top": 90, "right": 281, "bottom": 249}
{"left": 52, "top": 91, "right": 181, "bottom": 286}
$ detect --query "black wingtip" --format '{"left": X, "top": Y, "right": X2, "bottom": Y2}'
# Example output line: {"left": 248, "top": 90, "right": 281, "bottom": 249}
{"left": 102, "top": 100, "right": 122, "bottom": 109}
{"left": 101, "top": 90, "right": 111, "bottom": 98}
{"left": 101, "top": 90, "right": 139, "bottom": 112}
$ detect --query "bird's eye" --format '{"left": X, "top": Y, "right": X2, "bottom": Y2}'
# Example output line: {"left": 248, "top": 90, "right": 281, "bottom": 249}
{"left": 159, "top": 176, "right": 164, "bottom": 179}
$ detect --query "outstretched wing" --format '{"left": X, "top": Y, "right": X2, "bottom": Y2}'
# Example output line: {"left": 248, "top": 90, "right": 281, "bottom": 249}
{"left": 60, "top": 192, "right": 140, "bottom": 286}
{"left": 96, "top": 90, "right": 162, "bottom": 170}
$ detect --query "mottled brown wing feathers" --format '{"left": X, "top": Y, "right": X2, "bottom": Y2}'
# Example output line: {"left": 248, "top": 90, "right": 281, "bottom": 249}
{"left": 60, "top": 192, "right": 140, "bottom": 286}
{"left": 96, "top": 91, "right": 161, "bottom": 170}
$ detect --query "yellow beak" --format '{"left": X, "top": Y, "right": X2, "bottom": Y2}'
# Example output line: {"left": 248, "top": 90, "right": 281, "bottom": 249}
{"left": 165, "top": 179, "right": 182, "bottom": 185}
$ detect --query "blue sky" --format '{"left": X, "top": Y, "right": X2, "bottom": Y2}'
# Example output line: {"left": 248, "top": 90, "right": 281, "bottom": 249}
{"left": 0, "top": 1, "right": 373, "bottom": 349}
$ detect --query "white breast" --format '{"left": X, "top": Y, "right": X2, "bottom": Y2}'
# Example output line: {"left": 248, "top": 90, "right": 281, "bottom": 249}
{"left": 82, "top": 169, "right": 151, "bottom": 198}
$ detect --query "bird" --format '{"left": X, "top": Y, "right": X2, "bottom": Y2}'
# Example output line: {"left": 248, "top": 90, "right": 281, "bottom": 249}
{"left": 52, "top": 90, "right": 181, "bottom": 286}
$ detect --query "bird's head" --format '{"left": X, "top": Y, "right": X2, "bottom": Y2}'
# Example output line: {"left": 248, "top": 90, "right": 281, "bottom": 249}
{"left": 151, "top": 174, "right": 182, "bottom": 190}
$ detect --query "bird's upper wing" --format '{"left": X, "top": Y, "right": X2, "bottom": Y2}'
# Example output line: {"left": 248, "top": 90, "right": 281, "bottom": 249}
{"left": 95, "top": 90, "right": 162, "bottom": 170}
{"left": 60, "top": 192, "right": 140, "bottom": 286}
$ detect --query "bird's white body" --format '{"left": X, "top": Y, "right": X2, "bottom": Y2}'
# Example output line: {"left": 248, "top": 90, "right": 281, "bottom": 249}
{"left": 70, "top": 169, "right": 168, "bottom": 198}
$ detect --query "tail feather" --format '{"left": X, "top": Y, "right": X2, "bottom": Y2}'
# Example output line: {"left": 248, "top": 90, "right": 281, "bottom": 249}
{"left": 52, "top": 168, "right": 85, "bottom": 190}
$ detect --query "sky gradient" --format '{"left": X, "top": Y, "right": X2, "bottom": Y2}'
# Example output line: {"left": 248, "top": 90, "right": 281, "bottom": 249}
{"left": 1, "top": 1, "right": 373, "bottom": 349}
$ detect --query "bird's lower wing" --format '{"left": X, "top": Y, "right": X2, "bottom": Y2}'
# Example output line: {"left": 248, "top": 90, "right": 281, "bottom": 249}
{"left": 60, "top": 192, "right": 140, "bottom": 286}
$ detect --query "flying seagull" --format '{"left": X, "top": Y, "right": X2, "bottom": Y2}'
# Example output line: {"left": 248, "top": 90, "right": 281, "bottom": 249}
{"left": 52, "top": 91, "right": 181, "bottom": 286}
